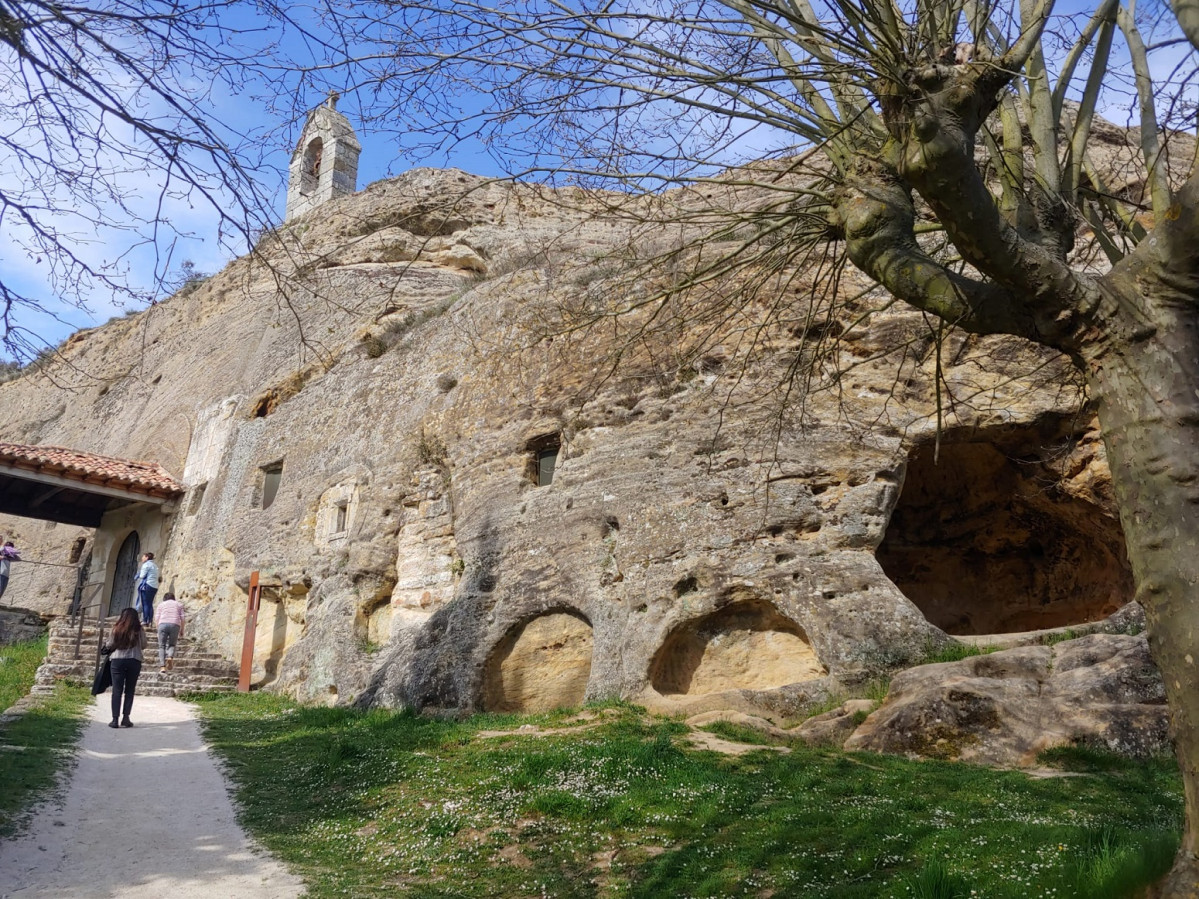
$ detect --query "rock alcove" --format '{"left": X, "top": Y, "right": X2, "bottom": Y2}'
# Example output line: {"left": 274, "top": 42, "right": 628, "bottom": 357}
{"left": 875, "top": 430, "right": 1133, "bottom": 635}
{"left": 649, "top": 599, "right": 826, "bottom": 696}
{"left": 481, "top": 611, "right": 594, "bottom": 712}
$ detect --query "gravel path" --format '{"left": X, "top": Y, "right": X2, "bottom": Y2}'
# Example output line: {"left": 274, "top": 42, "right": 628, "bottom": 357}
{"left": 0, "top": 694, "right": 305, "bottom": 899}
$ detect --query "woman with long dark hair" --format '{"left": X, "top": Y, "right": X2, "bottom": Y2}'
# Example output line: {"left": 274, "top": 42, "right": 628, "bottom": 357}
{"left": 104, "top": 607, "right": 146, "bottom": 728}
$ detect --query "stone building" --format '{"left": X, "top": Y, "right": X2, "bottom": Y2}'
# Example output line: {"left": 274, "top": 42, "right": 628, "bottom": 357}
{"left": 0, "top": 444, "right": 182, "bottom": 617}
{"left": 284, "top": 93, "right": 362, "bottom": 223}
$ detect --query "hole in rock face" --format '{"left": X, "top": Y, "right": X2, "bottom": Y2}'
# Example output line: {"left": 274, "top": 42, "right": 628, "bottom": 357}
{"left": 482, "top": 611, "right": 593, "bottom": 713}
{"left": 673, "top": 576, "right": 698, "bottom": 598}
{"left": 875, "top": 437, "right": 1133, "bottom": 635}
{"left": 650, "top": 600, "right": 826, "bottom": 696}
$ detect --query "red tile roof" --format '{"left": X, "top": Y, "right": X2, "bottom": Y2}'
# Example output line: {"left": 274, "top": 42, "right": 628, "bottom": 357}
{"left": 0, "top": 443, "right": 184, "bottom": 498}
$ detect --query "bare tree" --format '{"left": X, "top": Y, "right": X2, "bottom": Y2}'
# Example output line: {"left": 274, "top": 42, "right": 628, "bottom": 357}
{"left": 0, "top": 0, "right": 297, "bottom": 360}
{"left": 310, "top": 0, "right": 1199, "bottom": 890}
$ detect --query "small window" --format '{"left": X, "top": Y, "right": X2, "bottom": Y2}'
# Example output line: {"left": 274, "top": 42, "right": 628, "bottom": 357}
{"left": 187, "top": 483, "right": 207, "bottom": 516}
{"left": 261, "top": 462, "right": 284, "bottom": 510}
{"left": 537, "top": 448, "right": 558, "bottom": 487}
{"left": 527, "top": 434, "right": 561, "bottom": 487}
{"left": 334, "top": 503, "right": 348, "bottom": 535}
{"left": 67, "top": 537, "right": 86, "bottom": 565}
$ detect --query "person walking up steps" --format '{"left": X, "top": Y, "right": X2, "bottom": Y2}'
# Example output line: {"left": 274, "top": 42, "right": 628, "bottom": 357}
{"left": 135, "top": 552, "right": 159, "bottom": 626}
{"left": 104, "top": 608, "right": 145, "bottom": 728}
{"left": 154, "top": 592, "right": 185, "bottom": 673}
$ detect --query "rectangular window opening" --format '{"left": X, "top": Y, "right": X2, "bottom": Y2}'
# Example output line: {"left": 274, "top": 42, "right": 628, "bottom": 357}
{"left": 526, "top": 433, "right": 562, "bottom": 487}
{"left": 187, "top": 483, "right": 207, "bottom": 516}
{"left": 536, "top": 449, "right": 558, "bottom": 487}
{"left": 334, "top": 503, "right": 348, "bottom": 535}
{"left": 260, "top": 462, "right": 284, "bottom": 510}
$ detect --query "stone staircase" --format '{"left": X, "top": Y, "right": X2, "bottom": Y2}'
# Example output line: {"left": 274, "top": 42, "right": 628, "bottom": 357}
{"left": 32, "top": 617, "right": 240, "bottom": 697}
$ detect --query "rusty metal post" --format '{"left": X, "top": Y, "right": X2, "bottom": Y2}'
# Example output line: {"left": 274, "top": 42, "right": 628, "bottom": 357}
{"left": 238, "top": 571, "right": 262, "bottom": 693}
{"left": 75, "top": 601, "right": 85, "bottom": 660}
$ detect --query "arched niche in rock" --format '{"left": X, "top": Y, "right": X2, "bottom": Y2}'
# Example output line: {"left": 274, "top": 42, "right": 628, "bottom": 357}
{"left": 301, "top": 137, "right": 322, "bottom": 194}
{"left": 482, "top": 610, "right": 594, "bottom": 713}
{"left": 875, "top": 431, "right": 1133, "bottom": 635}
{"left": 649, "top": 599, "right": 825, "bottom": 696}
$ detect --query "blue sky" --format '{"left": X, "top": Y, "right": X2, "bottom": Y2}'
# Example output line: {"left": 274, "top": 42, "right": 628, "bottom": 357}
{"left": 0, "top": 0, "right": 1193, "bottom": 362}
{"left": 0, "top": 6, "right": 511, "bottom": 363}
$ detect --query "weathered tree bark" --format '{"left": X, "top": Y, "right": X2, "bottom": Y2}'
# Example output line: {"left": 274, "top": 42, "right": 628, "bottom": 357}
{"left": 1089, "top": 326, "right": 1199, "bottom": 896}
{"left": 1084, "top": 178, "right": 1199, "bottom": 896}
{"left": 1173, "top": 0, "right": 1199, "bottom": 57}
{"left": 841, "top": 52, "right": 1199, "bottom": 891}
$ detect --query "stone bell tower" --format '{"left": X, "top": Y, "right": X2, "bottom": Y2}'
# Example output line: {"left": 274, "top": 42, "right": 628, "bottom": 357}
{"left": 284, "top": 92, "right": 362, "bottom": 223}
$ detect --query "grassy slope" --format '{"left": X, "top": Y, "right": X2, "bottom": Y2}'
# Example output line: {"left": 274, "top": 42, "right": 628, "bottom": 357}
{"left": 0, "top": 634, "right": 49, "bottom": 713}
{"left": 197, "top": 693, "right": 1182, "bottom": 899}
{"left": 0, "top": 636, "right": 90, "bottom": 837}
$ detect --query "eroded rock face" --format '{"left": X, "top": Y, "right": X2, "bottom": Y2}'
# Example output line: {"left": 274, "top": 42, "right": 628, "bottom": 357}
{"left": 0, "top": 168, "right": 1136, "bottom": 717}
{"left": 791, "top": 699, "right": 876, "bottom": 748}
{"left": 843, "top": 634, "right": 1168, "bottom": 765}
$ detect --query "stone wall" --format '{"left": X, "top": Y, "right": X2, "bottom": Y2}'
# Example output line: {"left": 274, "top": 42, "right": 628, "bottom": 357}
{"left": 0, "top": 608, "right": 46, "bottom": 646}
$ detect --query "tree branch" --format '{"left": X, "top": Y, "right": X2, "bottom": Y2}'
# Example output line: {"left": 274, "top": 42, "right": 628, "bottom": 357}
{"left": 834, "top": 166, "right": 1027, "bottom": 338}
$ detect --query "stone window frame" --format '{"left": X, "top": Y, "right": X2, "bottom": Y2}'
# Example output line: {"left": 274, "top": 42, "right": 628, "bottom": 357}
{"left": 316, "top": 481, "right": 362, "bottom": 547}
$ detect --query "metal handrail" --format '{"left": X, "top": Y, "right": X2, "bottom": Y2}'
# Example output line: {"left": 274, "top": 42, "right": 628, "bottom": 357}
{"left": 71, "top": 582, "right": 106, "bottom": 660}
{"left": 2, "top": 556, "right": 91, "bottom": 611}
{"left": 2, "top": 558, "right": 85, "bottom": 607}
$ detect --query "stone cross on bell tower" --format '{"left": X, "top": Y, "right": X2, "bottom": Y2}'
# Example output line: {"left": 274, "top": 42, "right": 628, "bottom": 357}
{"left": 284, "top": 91, "right": 362, "bottom": 222}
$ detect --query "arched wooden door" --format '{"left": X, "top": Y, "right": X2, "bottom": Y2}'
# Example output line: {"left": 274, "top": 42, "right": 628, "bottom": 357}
{"left": 107, "top": 532, "right": 140, "bottom": 617}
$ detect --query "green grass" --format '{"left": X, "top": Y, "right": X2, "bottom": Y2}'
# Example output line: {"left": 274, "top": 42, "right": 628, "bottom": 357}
{"left": 196, "top": 693, "right": 1183, "bottom": 899}
{"left": 1041, "top": 628, "right": 1085, "bottom": 647}
{"left": 0, "top": 635, "right": 50, "bottom": 712}
{"left": 0, "top": 636, "right": 91, "bottom": 837}
{"left": 697, "top": 720, "right": 785, "bottom": 746}
{"left": 919, "top": 640, "right": 998, "bottom": 666}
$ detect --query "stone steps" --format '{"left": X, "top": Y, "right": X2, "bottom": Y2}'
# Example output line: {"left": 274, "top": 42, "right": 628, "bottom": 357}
{"left": 37, "top": 658, "right": 238, "bottom": 679}
{"left": 32, "top": 616, "right": 241, "bottom": 699}
{"left": 31, "top": 680, "right": 238, "bottom": 698}
{"left": 47, "top": 639, "right": 228, "bottom": 664}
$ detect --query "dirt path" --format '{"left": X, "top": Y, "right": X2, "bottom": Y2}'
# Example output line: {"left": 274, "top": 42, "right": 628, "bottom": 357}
{"left": 0, "top": 695, "right": 305, "bottom": 899}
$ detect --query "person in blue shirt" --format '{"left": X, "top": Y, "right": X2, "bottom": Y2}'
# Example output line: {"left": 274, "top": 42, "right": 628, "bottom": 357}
{"left": 134, "top": 552, "right": 159, "bottom": 626}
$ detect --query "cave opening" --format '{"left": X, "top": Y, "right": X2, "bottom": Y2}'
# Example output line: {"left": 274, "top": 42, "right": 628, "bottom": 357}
{"left": 875, "top": 432, "right": 1133, "bottom": 635}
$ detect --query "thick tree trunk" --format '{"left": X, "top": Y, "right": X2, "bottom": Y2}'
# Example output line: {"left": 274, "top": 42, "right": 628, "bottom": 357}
{"left": 1173, "top": 0, "right": 1199, "bottom": 55}
{"left": 1085, "top": 277, "right": 1199, "bottom": 897}
{"left": 843, "top": 23, "right": 1199, "bottom": 892}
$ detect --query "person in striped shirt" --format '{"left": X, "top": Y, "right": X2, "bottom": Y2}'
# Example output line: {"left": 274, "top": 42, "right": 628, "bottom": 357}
{"left": 154, "top": 593, "right": 185, "bottom": 673}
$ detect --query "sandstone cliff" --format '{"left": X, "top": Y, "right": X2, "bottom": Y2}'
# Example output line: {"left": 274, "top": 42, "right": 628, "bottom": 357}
{"left": 0, "top": 166, "right": 1131, "bottom": 721}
